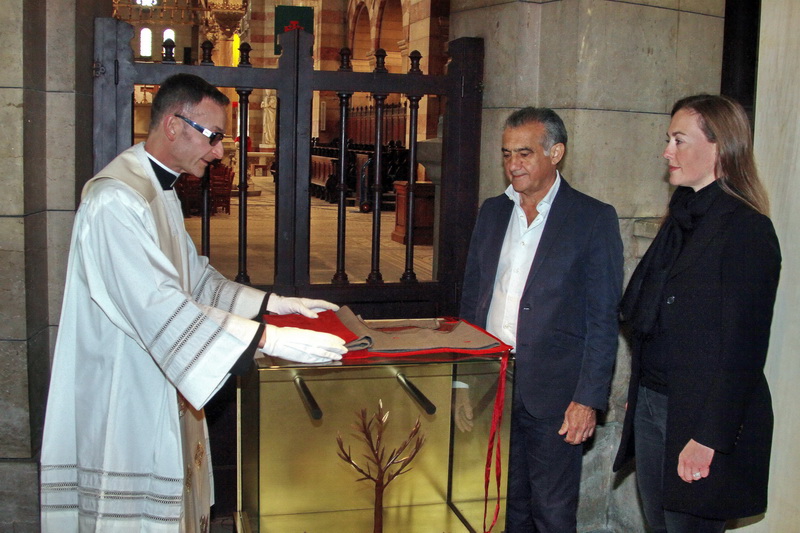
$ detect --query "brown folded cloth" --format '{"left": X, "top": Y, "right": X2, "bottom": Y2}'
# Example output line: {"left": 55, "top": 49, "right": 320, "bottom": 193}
{"left": 335, "top": 306, "right": 501, "bottom": 353}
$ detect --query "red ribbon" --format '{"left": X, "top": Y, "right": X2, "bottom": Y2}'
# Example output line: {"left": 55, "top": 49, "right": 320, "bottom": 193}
{"left": 483, "top": 351, "right": 508, "bottom": 533}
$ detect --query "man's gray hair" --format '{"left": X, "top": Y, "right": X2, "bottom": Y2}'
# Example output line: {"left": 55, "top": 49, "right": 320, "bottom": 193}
{"left": 504, "top": 107, "right": 568, "bottom": 153}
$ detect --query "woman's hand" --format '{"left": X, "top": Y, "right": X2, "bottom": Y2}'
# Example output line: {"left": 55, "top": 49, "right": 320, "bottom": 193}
{"left": 678, "top": 439, "right": 715, "bottom": 483}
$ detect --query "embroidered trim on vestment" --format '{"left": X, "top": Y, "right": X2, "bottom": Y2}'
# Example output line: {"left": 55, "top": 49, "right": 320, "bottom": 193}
{"left": 151, "top": 300, "right": 190, "bottom": 349}
{"left": 175, "top": 315, "right": 226, "bottom": 385}
{"left": 193, "top": 269, "right": 213, "bottom": 300}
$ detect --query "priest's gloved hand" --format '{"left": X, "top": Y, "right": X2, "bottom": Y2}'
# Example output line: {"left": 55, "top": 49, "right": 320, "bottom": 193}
{"left": 267, "top": 294, "right": 340, "bottom": 318}
{"left": 259, "top": 324, "right": 347, "bottom": 363}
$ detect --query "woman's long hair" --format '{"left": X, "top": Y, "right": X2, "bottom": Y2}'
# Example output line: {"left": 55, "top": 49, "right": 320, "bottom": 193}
{"left": 672, "top": 94, "right": 770, "bottom": 215}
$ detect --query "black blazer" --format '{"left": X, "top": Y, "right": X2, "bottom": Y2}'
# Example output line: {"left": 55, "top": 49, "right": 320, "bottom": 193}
{"left": 460, "top": 178, "right": 624, "bottom": 417}
{"left": 613, "top": 190, "right": 781, "bottom": 519}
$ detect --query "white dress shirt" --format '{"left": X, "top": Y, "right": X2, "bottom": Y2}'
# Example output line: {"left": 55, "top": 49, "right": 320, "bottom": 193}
{"left": 486, "top": 173, "right": 561, "bottom": 350}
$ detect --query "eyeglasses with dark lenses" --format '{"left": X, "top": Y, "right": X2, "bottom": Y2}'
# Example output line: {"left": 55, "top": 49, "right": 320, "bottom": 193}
{"left": 174, "top": 114, "right": 225, "bottom": 146}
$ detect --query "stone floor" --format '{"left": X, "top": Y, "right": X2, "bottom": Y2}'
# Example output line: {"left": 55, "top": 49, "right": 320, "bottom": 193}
{"left": 210, "top": 515, "right": 236, "bottom": 532}
{"left": 184, "top": 175, "right": 434, "bottom": 286}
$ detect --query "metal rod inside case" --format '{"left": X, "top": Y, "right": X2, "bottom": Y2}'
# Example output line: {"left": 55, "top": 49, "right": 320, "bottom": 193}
{"left": 396, "top": 372, "right": 436, "bottom": 414}
{"left": 294, "top": 376, "right": 323, "bottom": 420}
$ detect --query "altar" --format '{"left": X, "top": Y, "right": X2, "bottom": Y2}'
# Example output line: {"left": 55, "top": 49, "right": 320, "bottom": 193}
{"left": 236, "top": 329, "right": 512, "bottom": 533}
{"left": 247, "top": 150, "right": 275, "bottom": 179}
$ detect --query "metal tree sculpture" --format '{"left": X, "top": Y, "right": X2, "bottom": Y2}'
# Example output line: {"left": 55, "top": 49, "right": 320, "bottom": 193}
{"left": 336, "top": 400, "right": 426, "bottom": 533}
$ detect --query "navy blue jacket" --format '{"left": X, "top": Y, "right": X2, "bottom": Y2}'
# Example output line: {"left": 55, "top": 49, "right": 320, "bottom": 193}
{"left": 460, "top": 178, "right": 624, "bottom": 417}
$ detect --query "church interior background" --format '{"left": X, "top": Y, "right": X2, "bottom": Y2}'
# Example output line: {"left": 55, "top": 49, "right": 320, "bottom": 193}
{"left": 121, "top": 0, "right": 452, "bottom": 286}
{"left": 3, "top": 0, "right": 800, "bottom": 531}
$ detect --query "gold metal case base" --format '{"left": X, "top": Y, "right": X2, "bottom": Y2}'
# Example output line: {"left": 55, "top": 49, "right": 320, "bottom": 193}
{"left": 237, "top": 344, "right": 512, "bottom": 532}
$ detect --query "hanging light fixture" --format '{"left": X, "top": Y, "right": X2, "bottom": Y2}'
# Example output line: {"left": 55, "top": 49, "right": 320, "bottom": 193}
{"left": 113, "top": 0, "right": 248, "bottom": 33}
{"left": 205, "top": 0, "right": 249, "bottom": 40}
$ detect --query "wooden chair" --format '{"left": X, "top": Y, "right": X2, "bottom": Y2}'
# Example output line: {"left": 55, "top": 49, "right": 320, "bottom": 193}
{"left": 176, "top": 173, "right": 202, "bottom": 216}
{"left": 210, "top": 164, "right": 234, "bottom": 214}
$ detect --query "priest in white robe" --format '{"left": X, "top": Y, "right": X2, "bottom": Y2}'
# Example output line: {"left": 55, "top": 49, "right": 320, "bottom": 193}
{"left": 39, "top": 73, "right": 346, "bottom": 532}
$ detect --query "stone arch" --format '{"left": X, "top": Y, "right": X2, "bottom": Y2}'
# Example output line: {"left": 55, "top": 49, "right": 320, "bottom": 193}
{"left": 349, "top": 1, "right": 373, "bottom": 72}
{"left": 344, "top": 0, "right": 447, "bottom": 138}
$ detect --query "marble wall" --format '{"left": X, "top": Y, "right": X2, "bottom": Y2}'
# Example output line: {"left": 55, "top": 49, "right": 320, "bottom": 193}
{"left": 450, "top": 0, "right": 725, "bottom": 530}
{"left": 0, "top": 1, "right": 45, "bottom": 529}
{"left": 0, "top": 0, "right": 107, "bottom": 529}
{"left": 742, "top": 0, "right": 800, "bottom": 531}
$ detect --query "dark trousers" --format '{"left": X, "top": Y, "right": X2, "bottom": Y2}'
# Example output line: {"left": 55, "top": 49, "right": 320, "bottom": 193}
{"left": 505, "top": 387, "right": 582, "bottom": 533}
{"left": 634, "top": 386, "right": 727, "bottom": 533}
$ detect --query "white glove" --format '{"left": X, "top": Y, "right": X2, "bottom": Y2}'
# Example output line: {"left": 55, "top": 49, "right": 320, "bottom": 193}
{"left": 267, "top": 294, "right": 340, "bottom": 318}
{"left": 260, "top": 324, "right": 347, "bottom": 363}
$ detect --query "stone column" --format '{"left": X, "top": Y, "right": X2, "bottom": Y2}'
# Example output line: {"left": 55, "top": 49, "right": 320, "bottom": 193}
{"left": 747, "top": 1, "right": 800, "bottom": 531}
{"left": 244, "top": 0, "right": 349, "bottom": 143}
{"left": 316, "top": 0, "right": 348, "bottom": 140}
{"left": 0, "top": 0, "right": 108, "bottom": 529}
{"left": 450, "top": 0, "right": 725, "bottom": 530}
{"left": 406, "top": 0, "right": 449, "bottom": 140}
{"left": 0, "top": 0, "right": 38, "bottom": 515}
{"left": 244, "top": 0, "right": 279, "bottom": 69}
{"left": 318, "top": 0, "right": 348, "bottom": 71}
{"left": 237, "top": 0, "right": 275, "bottom": 150}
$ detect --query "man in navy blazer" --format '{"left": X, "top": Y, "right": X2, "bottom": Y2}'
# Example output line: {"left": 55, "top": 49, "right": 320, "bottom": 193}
{"left": 460, "top": 107, "right": 623, "bottom": 532}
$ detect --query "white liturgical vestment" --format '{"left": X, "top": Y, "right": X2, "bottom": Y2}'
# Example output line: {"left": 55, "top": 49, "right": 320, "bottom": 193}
{"left": 40, "top": 143, "right": 266, "bottom": 532}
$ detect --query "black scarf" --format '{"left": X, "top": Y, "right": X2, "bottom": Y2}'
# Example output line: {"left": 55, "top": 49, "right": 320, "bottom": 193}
{"left": 619, "top": 181, "right": 722, "bottom": 336}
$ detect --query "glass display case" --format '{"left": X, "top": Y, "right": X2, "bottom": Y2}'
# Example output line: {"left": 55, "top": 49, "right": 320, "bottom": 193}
{"left": 236, "top": 343, "right": 512, "bottom": 533}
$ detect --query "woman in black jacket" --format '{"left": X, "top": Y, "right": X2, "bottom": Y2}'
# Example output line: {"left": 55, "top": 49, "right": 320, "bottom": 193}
{"left": 613, "top": 94, "right": 781, "bottom": 533}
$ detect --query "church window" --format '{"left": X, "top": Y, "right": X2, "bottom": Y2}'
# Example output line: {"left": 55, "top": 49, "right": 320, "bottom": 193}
{"left": 140, "top": 28, "right": 152, "bottom": 57}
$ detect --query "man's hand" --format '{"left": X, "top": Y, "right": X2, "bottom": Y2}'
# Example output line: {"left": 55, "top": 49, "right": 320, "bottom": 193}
{"left": 678, "top": 439, "right": 714, "bottom": 483}
{"left": 267, "top": 294, "right": 340, "bottom": 318}
{"left": 558, "top": 401, "right": 596, "bottom": 445}
{"left": 453, "top": 387, "right": 474, "bottom": 433}
{"left": 259, "top": 325, "right": 347, "bottom": 363}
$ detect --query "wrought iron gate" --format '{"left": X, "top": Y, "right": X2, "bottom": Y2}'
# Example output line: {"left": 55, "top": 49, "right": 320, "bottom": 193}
{"left": 93, "top": 17, "right": 484, "bottom": 319}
